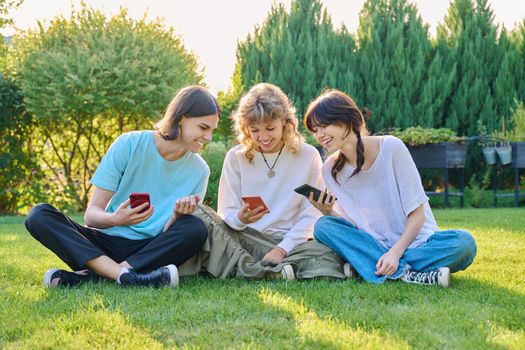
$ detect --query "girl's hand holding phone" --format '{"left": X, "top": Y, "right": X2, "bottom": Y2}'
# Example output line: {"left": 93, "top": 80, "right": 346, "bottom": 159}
{"left": 238, "top": 202, "right": 267, "bottom": 224}
{"left": 174, "top": 194, "right": 200, "bottom": 217}
{"left": 113, "top": 199, "right": 154, "bottom": 226}
{"left": 308, "top": 188, "right": 336, "bottom": 216}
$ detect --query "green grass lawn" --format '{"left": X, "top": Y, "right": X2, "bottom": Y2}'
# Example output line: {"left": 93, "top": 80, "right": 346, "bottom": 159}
{"left": 1, "top": 209, "right": 524, "bottom": 349}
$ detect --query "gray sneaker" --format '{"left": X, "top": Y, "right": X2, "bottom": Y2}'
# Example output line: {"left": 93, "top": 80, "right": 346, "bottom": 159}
{"left": 118, "top": 265, "right": 179, "bottom": 288}
{"left": 400, "top": 267, "right": 450, "bottom": 287}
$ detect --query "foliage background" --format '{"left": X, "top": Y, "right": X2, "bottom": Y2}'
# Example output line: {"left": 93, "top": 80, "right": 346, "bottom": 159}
{"left": 2, "top": 0, "right": 525, "bottom": 213}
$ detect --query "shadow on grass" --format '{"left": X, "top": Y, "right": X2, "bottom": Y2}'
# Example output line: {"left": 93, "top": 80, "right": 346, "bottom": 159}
{"left": 2, "top": 215, "right": 524, "bottom": 349}
{"left": 1, "top": 257, "right": 524, "bottom": 349}
{"left": 261, "top": 275, "right": 525, "bottom": 349}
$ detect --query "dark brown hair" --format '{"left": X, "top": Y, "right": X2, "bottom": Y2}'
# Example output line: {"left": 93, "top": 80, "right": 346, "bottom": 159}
{"left": 304, "top": 89, "right": 367, "bottom": 183}
{"left": 155, "top": 85, "right": 220, "bottom": 140}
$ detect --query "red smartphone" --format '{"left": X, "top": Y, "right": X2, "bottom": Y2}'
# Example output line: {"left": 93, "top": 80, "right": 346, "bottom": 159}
{"left": 130, "top": 192, "right": 150, "bottom": 213}
{"left": 241, "top": 196, "right": 270, "bottom": 213}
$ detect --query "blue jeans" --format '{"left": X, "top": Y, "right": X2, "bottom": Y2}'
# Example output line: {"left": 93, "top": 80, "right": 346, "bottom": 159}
{"left": 313, "top": 216, "right": 477, "bottom": 284}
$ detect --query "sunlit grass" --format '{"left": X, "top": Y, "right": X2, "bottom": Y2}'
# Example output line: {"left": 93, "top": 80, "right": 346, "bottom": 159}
{"left": 1, "top": 209, "right": 524, "bottom": 349}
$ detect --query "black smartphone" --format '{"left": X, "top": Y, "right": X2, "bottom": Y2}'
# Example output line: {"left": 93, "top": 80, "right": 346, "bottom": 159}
{"left": 294, "top": 184, "right": 324, "bottom": 201}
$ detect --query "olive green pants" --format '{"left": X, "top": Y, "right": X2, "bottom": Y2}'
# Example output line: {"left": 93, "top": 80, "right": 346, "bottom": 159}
{"left": 178, "top": 205, "right": 346, "bottom": 279}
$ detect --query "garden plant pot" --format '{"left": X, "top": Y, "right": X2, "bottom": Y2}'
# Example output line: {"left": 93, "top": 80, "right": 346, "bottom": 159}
{"left": 512, "top": 142, "right": 525, "bottom": 168}
{"left": 407, "top": 142, "right": 468, "bottom": 169}
{"left": 496, "top": 145, "right": 512, "bottom": 165}
{"left": 482, "top": 146, "right": 496, "bottom": 165}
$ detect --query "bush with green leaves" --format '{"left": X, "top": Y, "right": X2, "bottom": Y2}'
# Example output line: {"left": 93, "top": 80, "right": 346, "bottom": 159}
{"left": 12, "top": 5, "right": 202, "bottom": 210}
{"left": 388, "top": 126, "right": 461, "bottom": 146}
{"left": 200, "top": 141, "right": 228, "bottom": 210}
{"left": 466, "top": 168, "right": 492, "bottom": 208}
{"left": 0, "top": 75, "right": 46, "bottom": 214}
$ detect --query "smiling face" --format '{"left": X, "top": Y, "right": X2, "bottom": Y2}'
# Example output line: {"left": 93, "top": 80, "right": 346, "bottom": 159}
{"left": 179, "top": 114, "right": 219, "bottom": 152}
{"left": 248, "top": 119, "right": 286, "bottom": 153}
{"left": 314, "top": 122, "right": 356, "bottom": 153}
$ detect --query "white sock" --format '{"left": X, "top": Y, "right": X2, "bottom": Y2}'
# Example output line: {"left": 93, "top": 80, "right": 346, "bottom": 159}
{"left": 117, "top": 267, "right": 130, "bottom": 284}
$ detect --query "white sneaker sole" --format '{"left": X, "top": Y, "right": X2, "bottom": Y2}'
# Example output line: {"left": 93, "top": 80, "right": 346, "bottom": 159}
{"left": 43, "top": 268, "right": 60, "bottom": 288}
{"left": 281, "top": 264, "right": 295, "bottom": 281}
{"left": 166, "top": 264, "right": 179, "bottom": 287}
{"left": 438, "top": 267, "right": 450, "bottom": 288}
{"left": 343, "top": 263, "right": 355, "bottom": 279}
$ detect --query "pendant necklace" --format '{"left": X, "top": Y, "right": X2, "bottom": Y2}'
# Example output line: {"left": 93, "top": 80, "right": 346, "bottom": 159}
{"left": 261, "top": 146, "right": 284, "bottom": 178}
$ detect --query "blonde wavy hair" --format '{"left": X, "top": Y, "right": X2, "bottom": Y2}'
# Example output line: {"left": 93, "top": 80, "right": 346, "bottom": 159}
{"left": 232, "top": 83, "right": 303, "bottom": 163}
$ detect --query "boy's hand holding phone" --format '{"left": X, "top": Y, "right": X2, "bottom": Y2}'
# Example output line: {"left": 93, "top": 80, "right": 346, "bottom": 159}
{"left": 130, "top": 192, "right": 151, "bottom": 213}
{"left": 112, "top": 193, "right": 154, "bottom": 226}
{"left": 174, "top": 194, "right": 200, "bottom": 217}
{"left": 238, "top": 196, "right": 269, "bottom": 224}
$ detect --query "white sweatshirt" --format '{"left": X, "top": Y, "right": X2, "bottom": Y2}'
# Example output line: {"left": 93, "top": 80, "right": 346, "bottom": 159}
{"left": 218, "top": 142, "right": 324, "bottom": 253}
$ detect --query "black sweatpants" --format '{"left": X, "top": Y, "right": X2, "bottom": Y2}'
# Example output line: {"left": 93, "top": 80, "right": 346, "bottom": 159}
{"left": 25, "top": 203, "right": 208, "bottom": 272}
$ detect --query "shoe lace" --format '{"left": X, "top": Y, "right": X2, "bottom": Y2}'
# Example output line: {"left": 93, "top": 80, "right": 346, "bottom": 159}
{"left": 407, "top": 270, "right": 440, "bottom": 284}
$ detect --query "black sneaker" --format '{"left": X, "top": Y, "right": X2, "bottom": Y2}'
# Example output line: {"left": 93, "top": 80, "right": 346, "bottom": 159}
{"left": 43, "top": 268, "right": 102, "bottom": 288}
{"left": 400, "top": 267, "right": 450, "bottom": 287}
{"left": 118, "top": 264, "right": 179, "bottom": 288}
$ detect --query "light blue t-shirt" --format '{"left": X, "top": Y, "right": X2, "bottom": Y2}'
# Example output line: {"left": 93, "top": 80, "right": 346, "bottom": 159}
{"left": 90, "top": 130, "right": 209, "bottom": 240}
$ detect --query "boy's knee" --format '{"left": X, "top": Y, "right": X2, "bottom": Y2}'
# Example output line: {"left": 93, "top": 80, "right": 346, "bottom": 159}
{"left": 182, "top": 215, "right": 208, "bottom": 247}
{"left": 25, "top": 203, "right": 54, "bottom": 231}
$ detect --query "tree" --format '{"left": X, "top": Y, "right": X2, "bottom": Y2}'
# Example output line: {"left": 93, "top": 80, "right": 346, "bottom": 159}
{"left": 0, "top": 75, "right": 44, "bottom": 213}
{"left": 216, "top": 62, "right": 244, "bottom": 141}
{"left": 437, "top": 0, "right": 502, "bottom": 135}
{"left": 0, "top": 0, "right": 22, "bottom": 30}
{"left": 413, "top": 37, "right": 456, "bottom": 128}
{"left": 493, "top": 28, "right": 522, "bottom": 126}
{"left": 1, "top": 0, "right": 22, "bottom": 72}
{"left": 356, "top": 0, "right": 432, "bottom": 132}
{"left": 13, "top": 6, "right": 202, "bottom": 210}
{"left": 234, "top": 0, "right": 356, "bottom": 120}
{"left": 511, "top": 20, "right": 525, "bottom": 105}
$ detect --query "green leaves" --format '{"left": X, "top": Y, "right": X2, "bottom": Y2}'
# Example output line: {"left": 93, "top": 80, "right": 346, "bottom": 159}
{"left": 0, "top": 76, "right": 44, "bottom": 214}
{"left": 357, "top": 0, "right": 432, "bottom": 132}
{"left": 231, "top": 0, "right": 523, "bottom": 139}
{"left": 235, "top": 0, "right": 356, "bottom": 122}
{"left": 388, "top": 126, "right": 460, "bottom": 146}
{"left": 10, "top": 4, "right": 203, "bottom": 210}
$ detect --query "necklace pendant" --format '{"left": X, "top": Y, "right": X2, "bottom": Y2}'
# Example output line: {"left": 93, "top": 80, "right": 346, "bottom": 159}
{"left": 267, "top": 169, "right": 275, "bottom": 178}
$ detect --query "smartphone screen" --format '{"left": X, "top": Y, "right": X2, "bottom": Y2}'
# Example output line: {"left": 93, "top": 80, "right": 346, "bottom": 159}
{"left": 130, "top": 192, "right": 150, "bottom": 213}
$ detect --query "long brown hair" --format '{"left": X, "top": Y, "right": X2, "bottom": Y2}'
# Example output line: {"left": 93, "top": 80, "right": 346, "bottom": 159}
{"left": 304, "top": 89, "right": 367, "bottom": 183}
{"left": 232, "top": 83, "right": 303, "bottom": 162}
{"left": 155, "top": 85, "right": 220, "bottom": 140}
